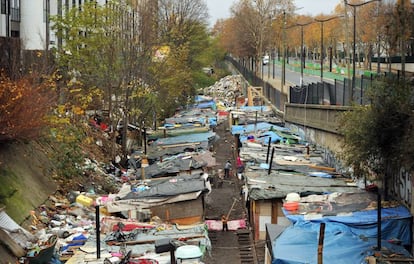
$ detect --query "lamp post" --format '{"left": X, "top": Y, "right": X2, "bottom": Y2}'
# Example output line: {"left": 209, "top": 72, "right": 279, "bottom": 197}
{"left": 282, "top": 10, "right": 286, "bottom": 89}
{"left": 280, "top": 7, "right": 303, "bottom": 95}
{"left": 288, "top": 21, "right": 314, "bottom": 87}
{"left": 344, "top": 0, "right": 381, "bottom": 98}
{"left": 315, "top": 16, "right": 343, "bottom": 82}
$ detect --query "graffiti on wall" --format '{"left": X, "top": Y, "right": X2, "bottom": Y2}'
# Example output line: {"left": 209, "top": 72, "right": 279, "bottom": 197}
{"left": 391, "top": 167, "right": 412, "bottom": 207}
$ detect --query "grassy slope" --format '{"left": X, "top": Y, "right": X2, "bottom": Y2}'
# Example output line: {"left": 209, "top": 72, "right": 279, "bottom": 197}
{"left": 0, "top": 141, "right": 57, "bottom": 224}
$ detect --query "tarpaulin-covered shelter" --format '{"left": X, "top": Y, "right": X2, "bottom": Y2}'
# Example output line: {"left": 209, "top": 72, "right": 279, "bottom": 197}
{"left": 266, "top": 222, "right": 412, "bottom": 264}
{"left": 245, "top": 170, "right": 363, "bottom": 240}
{"left": 265, "top": 203, "right": 413, "bottom": 264}
{"left": 105, "top": 172, "right": 211, "bottom": 225}
{"left": 241, "top": 139, "right": 363, "bottom": 240}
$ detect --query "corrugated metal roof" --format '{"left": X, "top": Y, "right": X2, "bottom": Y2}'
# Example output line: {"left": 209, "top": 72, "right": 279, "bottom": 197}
{"left": 246, "top": 170, "right": 361, "bottom": 200}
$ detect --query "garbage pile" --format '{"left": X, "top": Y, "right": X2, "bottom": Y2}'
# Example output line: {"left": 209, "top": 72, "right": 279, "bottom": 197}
{"left": 1, "top": 74, "right": 254, "bottom": 264}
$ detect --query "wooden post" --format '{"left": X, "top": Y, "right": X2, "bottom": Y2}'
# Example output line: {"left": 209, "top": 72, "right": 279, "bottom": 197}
{"left": 266, "top": 137, "right": 271, "bottom": 163}
{"left": 377, "top": 192, "right": 381, "bottom": 250}
{"left": 268, "top": 147, "right": 275, "bottom": 175}
{"left": 318, "top": 223, "right": 326, "bottom": 264}
{"left": 95, "top": 205, "right": 101, "bottom": 259}
{"left": 226, "top": 198, "right": 238, "bottom": 220}
{"left": 170, "top": 250, "right": 176, "bottom": 264}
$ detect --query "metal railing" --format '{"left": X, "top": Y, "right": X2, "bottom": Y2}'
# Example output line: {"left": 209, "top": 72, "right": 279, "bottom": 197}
{"left": 226, "top": 56, "right": 409, "bottom": 107}
{"left": 226, "top": 56, "right": 282, "bottom": 110}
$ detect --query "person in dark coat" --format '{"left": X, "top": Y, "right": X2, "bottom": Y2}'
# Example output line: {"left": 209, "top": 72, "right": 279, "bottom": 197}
{"left": 224, "top": 160, "right": 231, "bottom": 179}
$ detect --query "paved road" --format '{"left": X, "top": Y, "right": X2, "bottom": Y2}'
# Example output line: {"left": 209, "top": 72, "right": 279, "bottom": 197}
{"left": 261, "top": 63, "right": 334, "bottom": 86}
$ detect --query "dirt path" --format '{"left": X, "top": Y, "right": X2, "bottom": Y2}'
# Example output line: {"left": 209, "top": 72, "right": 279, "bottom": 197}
{"left": 203, "top": 117, "right": 252, "bottom": 264}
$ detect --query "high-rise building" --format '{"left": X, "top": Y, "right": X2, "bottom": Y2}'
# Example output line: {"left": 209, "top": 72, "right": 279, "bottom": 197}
{"left": 0, "top": 0, "right": 157, "bottom": 50}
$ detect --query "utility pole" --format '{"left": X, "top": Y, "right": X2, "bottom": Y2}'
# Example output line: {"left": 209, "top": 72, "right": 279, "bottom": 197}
{"left": 315, "top": 16, "right": 343, "bottom": 82}
{"left": 282, "top": 10, "right": 286, "bottom": 90}
{"left": 344, "top": 0, "right": 381, "bottom": 100}
{"left": 288, "top": 21, "right": 314, "bottom": 87}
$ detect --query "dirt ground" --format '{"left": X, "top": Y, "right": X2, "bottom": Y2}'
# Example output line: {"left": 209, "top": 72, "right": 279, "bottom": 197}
{"left": 203, "top": 118, "right": 250, "bottom": 264}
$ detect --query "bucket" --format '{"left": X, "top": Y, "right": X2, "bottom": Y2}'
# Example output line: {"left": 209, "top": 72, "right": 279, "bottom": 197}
{"left": 285, "top": 192, "right": 300, "bottom": 202}
{"left": 283, "top": 201, "right": 299, "bottom": 211}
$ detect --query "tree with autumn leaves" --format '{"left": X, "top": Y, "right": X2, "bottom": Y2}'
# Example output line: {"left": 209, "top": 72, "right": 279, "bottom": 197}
{"left": 1, "top": 0, "right": 225, "bottom": 181}
{"left": 214, "top": 0, "right": 414, "bottom": 200}
{"left": 0, "top": 72, "right": 56, "bottom": 142}
{"left": 215, "top": 0, "right": 413, "bottom": 73}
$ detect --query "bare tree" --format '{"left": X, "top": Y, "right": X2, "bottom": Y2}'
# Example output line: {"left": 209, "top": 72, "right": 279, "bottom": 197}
{"left": 158, "top": 0, "right": 208, "bottom": 46}
{"left": 231, "top": 0, "right": 294, "bottom": 73}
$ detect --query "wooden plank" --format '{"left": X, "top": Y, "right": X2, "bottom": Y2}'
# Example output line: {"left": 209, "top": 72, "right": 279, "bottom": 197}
{"left": 308, "top": 164, "right": 336, "bottom": 172}
{"left": 378, "top": 258, "right": 414, "bottom": 262}
{"left": 161, "top": 142, "right": 201, "bottom": 149}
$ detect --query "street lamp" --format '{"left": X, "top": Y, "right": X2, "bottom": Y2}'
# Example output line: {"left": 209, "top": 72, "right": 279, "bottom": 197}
{"left": 344, "top": 0, "right": 381, "bottom": 97}
{"left": 293, "top": 21, "right": 314, "bottom": 87}
{"left": 286, "top": 19, "right": 313, "bottom": 87}
{"left": 314, "top": 16, "right": 343, "bottom": 82}
{"left": 282, "top": 10, "right": 286, "bottom": 89}
{"left": 281, "top": 7, "right": 304, "bottom": 91}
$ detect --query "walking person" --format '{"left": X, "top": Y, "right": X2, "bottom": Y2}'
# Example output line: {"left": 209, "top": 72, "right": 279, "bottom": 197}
{"left": 221, "top": 214, "right": 229, "bottom": 231}
{"left": 236, "top": 156, "right": 244, "bottom": 180}
{"left": 224, "top": 160, "right": 231, "bottom": 179}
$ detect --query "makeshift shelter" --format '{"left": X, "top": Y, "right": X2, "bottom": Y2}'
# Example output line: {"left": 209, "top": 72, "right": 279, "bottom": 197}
{"left": 105, "top": 173, "right": 211, "bottom": 225}
{"left": 266, "top": 203, "right": 413, "bottom": 264}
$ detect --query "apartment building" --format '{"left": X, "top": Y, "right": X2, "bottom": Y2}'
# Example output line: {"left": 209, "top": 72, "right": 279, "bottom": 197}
{"left": 0, "top": 0, "right": 156, "bottom": 51}
{"left": 1, "top": 0, "right": 88, "bottom": 50}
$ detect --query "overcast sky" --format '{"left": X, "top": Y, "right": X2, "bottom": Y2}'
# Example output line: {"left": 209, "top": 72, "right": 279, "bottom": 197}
{"left": 206, "top": 0, "right": 342, "bottom": 27}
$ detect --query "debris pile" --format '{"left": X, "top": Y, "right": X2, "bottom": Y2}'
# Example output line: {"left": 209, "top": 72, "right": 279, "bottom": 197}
{"left": 2, "top": 75, "right": 253, "bottom": 264}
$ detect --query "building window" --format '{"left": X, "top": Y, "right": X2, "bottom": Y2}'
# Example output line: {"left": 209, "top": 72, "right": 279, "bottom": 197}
{"left": 1, "top": 0, "right": 6, "bottom": 14}
{"left": 10, "top": 7, "right": 19, "bottom": 21}
{"left": 11, "top": 30, "right": 19, "bottom": 38}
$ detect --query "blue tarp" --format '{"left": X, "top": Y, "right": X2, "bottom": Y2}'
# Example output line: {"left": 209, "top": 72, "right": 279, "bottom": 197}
{"left": 238, "top": 106, "right": 269, "bottom": 112}
{"left": 231, "top": 122, "right": 288, "bottom": 135}
{"left": 199, "top": 117, "right": 217, "bottom": 127}
{"left": 308, "top": 172, "right": 333, "bottom": 178}
{"left": 272, "top": 222, "right": 412, "bottom": 264}
{"left": 152, "top": 132, "right": 216, "bottom": 146}
{"left": 194, "top": 95, "right": 212, "bottom": 102}
{"left": 284, "top": 206, "right": 412, "bottom": 246}
{"left": 254, "top": 131, "right": 283, "bottom": 144}
{"left": 194, "top": 101, "right": 216, "bottom": 109}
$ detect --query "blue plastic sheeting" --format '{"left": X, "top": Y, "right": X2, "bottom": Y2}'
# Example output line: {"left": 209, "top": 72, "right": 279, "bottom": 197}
{"left": 272, "top": 222, "right": 412, "bottom": 264}
{"left": 194, "top": 101, "right": 216, "bottom": 109}
{"left": 284, "top": 206, "right": 412, "bottom": 246}
{"left": 152, "top": 131, "right": 216, "bottom": 146}
{"left": 61, "top": 234, "right": 87, "bottom": 251}
{"left": 199, "top": 117, "right": 217, "bottom": 127}
{"left": 239, "top": 106, "right": 269, "bottom": 112}
{"left": 194, "top": 95, "right": 212, "bottom": 102}
{"left": 308, "top": 172, "right": 332, "bottom": 178}
{"left": 255, "top": 131, "right": 283, "bottom": 144}
{"left": 231, "top": 122, "right": 288, "bottom": 135}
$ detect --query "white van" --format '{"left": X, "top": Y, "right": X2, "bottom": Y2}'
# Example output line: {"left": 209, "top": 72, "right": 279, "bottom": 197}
{"left": 262, "top": 55, "right": 270, "bottom": 65}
